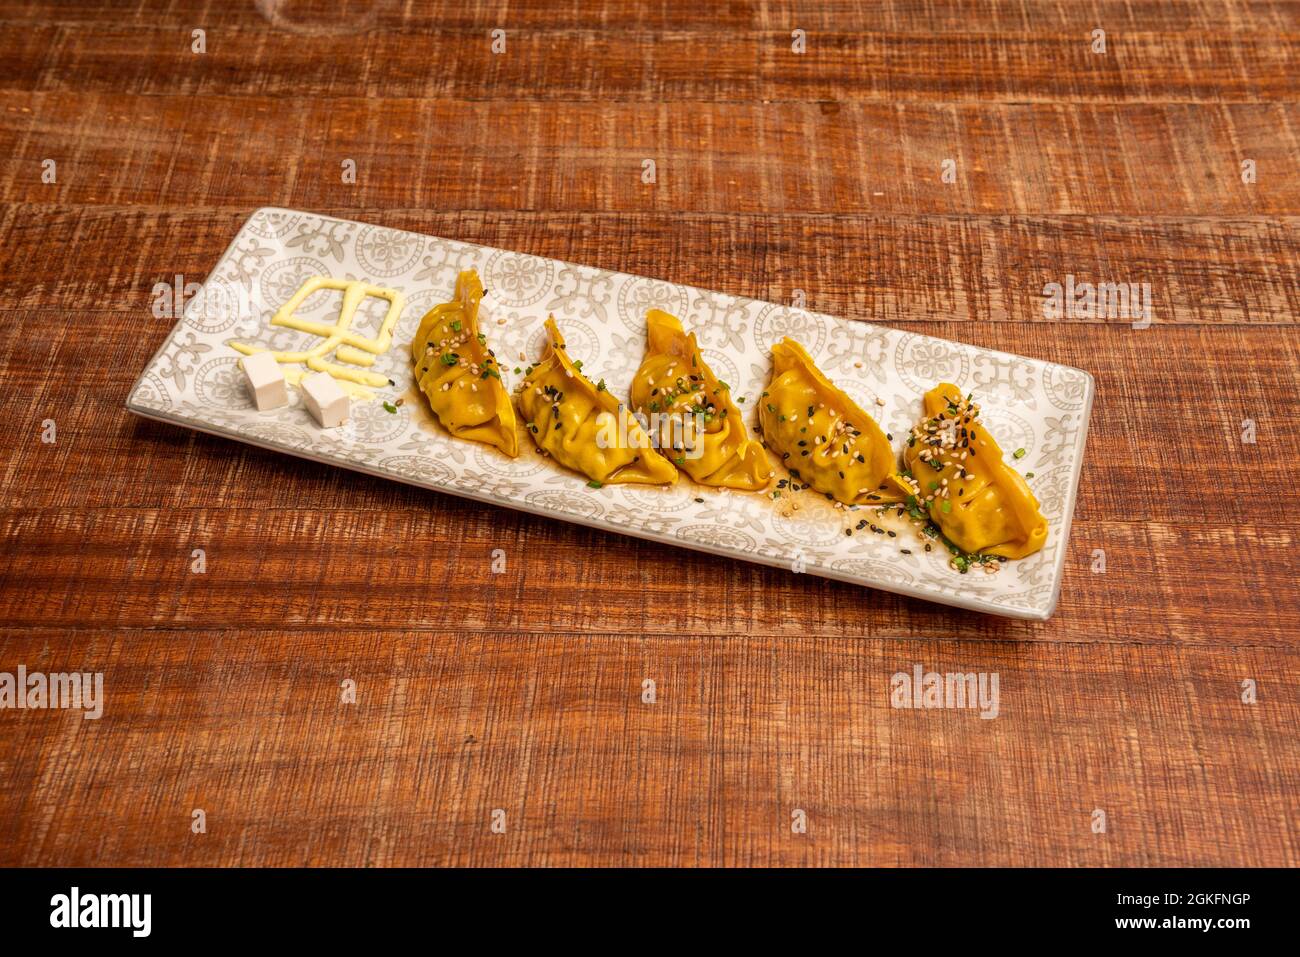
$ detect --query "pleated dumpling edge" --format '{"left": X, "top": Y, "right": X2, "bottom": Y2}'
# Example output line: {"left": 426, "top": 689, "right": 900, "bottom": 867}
{"left": 410, "top": 268, "right": 519, "bottom": 458}
{"left": 516, "top": 317, "right": 678, "bottom": 487}
{"left": 902, "top": 382, "right": 1048, "bottom": 559}
{"left": 629, "top": 309, "right": 772, "bottom": 491}
{"left": 759, "top": 337, "right": 909, "bottom": 506}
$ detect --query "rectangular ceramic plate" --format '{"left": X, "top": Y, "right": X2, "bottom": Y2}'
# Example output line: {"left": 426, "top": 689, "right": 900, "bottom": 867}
{"left": 128, "top": 207, "right": 1093, "bottom": 620}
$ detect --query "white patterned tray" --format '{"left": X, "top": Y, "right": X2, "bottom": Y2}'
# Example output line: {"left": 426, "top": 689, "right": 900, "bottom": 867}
{"left": 128, "top": 208, "right": 1093, "bottom": 620}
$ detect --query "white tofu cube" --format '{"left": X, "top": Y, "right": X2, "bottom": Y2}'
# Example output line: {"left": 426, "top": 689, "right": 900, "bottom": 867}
{"left": 301, "top": 372, "right": 349, "bottom": 428}
{"left": 239, "top": 352, "right": 288, "bottom": 411}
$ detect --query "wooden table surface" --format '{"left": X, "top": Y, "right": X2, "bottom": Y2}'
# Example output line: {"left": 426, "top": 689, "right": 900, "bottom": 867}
{"left": 1, "top": 0, "right": 1297, "bottom": 867}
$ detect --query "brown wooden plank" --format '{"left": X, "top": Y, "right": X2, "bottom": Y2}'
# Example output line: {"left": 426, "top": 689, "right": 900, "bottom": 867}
{"left": 0, "top": 0, "right": 1296, "bottom": 872}
{"left": 3, "top": 207, "right": 1297, "bottom": 323}
{"left": 2, "top": 298, "right": 1297, "bottom": 527}
{"left": 2, "top": 264, "right": 1298, "bottom": 519}
{"left": 0, "top": 503, "right": 1295, "bottom": 642}
{"left": 2, "top": 97, "right": 1298, "bottom": 214}
{"left": 1, "top": 203, "right": 1294, "bottom": 542}
{"left": 1, "top": 628, "right": 1294, "bottom": 866}
{"left": 0, "top": 20, "right": 1295, "bottom": 103}
{"left": 3, "top": 0, "right": 1296, "bottom": 33}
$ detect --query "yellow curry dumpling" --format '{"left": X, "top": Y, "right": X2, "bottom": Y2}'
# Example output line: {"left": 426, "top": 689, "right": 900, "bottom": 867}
{"left": 758, "top": 338, "right": 908, "bottom": 506}
{"left": 516, "top": 317, "right": 677, "bottom": 487}
{"left": 901, "top": 383, "right": 1048, "bottom": 559}
{"left": 628, "top": 309, "right": 772, "bottom": 491}
{"left": 411, "top": 269, "right": 518, "bottom": 457}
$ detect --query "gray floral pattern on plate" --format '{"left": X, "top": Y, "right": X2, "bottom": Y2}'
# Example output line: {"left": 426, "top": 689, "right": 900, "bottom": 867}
{"left": 127, "top": 207, "right": 1094, "bottom": 620}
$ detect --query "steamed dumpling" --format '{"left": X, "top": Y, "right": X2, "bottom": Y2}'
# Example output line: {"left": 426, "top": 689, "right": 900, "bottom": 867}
{"left": 628, "top": 309, "right": 772, "bottom": 490}
{"left": 758, "top": 338, "right": 907, "bottom": 505}
{"left": 902, "top": 383, "right": 1047, "bottom": 559}
{"left": 517, "top": 317, "right": 677, "bottom": 487}
{"left": 411, "top": 269, "right": 518, "bottom": 457}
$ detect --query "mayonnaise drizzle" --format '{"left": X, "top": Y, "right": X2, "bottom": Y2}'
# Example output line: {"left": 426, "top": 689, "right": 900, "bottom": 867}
{"left": 229, "top": 276, "right": 406, "bottom": 398}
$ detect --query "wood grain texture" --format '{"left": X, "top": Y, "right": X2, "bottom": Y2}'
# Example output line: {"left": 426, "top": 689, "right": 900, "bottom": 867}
{"left": 4, "top": 208, "right": 1299, "bottom": 324}
{"left": 0, "top": 629, "right": 1295, "bottom": 867}
{"left": 5, "top": 0, "right": 1296, "bottom": 32}
{"left": 2, "top": 506, "right": 1297, "bottom": 644}
{"left": 4, "top": 96, "right": 1299, "bottom": 215}
{"left": 0, "top": 0, "right": 1296, "bottom": 868}
{"left": 3, "top": 26, "right": 1297, "bottom": 103}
